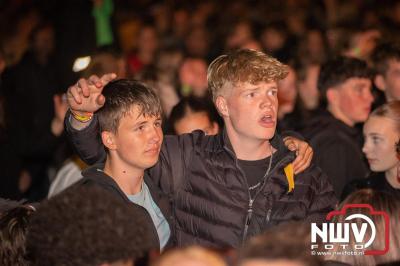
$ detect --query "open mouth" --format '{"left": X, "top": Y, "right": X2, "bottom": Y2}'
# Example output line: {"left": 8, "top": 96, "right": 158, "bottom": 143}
{"left": 259, "top": 114, "right": 275, "bottom": 127}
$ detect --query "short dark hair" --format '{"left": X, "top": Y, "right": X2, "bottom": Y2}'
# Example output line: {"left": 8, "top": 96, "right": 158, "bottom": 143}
{"left": 238, "top": 222, "right": 322, "bottom": 266}
{"left": 371, "top": 42, "right": 400, "bottom": 76}
{"left": 318, "top": 56, "right": 372, "bottom": 106}
{"left": 82, "top": 51, "right": 123, "bottom": 79}
{"left": 97, "top": 79, "right": 162, "bottom": 133}
{"left": 0, "top": 205, "right": 34, "bottom": 266}
{"left": 168, "top": 96, "right": 219, "bottom": 134}
{"left": 26, "top": 186, "right": 153, "bottom": 266}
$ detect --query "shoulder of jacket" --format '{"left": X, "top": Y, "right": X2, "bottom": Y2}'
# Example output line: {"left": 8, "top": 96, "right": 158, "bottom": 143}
{"left": 292, "top": 163, "right": 324, "bottom": 187}
{"left": 311, "top": 130, "right": 356, "bottom": 152}
{"left": 164, "top": 130, "right": 222, "bottom": 153}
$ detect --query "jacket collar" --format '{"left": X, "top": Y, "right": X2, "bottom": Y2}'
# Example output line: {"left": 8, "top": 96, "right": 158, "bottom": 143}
{"left": 81, "top": 163, "right": 131, "bottom": 202}
{"left": 81, "top": 164, "right": 170, "bottom": 212}
{"left": 217, "top": 127, "right": 293, "bottom": 163}
{"left": 217, "top": 128, "right": 297, "bottom": 193}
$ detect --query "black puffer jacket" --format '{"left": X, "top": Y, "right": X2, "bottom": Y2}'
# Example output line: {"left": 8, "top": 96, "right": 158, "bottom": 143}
{"left": 66, "top": 115, "right": 337, "bottom": 248}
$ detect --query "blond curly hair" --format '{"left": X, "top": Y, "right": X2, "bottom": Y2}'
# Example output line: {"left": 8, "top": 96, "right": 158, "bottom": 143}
{"left": 207, "top": 49, "right": 288, "bottom": 102}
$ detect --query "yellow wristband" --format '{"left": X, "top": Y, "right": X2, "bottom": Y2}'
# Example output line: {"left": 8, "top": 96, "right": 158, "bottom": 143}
{"left": 70, "top": 109, "right": 93, "bottom": 123}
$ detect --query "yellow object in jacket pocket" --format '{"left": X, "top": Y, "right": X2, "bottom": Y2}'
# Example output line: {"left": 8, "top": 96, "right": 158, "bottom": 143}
{"left": 284, "top": 163, "right": 295, "bottom": 193}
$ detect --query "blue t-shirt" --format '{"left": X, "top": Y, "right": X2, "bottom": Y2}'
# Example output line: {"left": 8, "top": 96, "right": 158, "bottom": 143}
{"left": 128, "top": 182, "right": 170, "bottom": 250}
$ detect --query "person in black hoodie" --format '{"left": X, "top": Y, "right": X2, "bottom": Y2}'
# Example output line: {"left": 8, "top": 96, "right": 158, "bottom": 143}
{"left": 303, "top": 56, "right": 374, "bottom": 198}
{"left": 73, "top": 79, "right": 172, "bottom": 251}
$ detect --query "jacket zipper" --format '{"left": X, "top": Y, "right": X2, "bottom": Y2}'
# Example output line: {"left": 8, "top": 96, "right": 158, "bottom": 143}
{"left": 265, "top": 199, "right": 272, "bottom": 224}
{"left": 223, "top": 143, "right": 293, "bottom": 244}
{"left": 239, "top": 156, "right": 291, "bottom": 244}
{"left": 242, "top": 199, "right": 254, "bottom": 243}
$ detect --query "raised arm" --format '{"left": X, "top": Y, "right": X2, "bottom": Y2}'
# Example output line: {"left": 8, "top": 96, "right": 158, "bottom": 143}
{"left": 65, "top": 74, "right": 116, "bottom": 164}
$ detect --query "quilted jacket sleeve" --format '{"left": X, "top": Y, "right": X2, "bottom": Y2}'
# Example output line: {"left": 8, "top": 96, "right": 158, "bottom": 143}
{"left": 148, "top": 130, "right": 205, "bottom": 195}
{"left": 305, "top": 165, "right": 338, "bottom": 224}
{"left": 64, "top": 111, "right": 106, "bottom": 165}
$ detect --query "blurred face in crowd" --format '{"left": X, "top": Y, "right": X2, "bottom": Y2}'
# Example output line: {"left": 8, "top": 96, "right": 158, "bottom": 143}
{"left": 217, "top": 81, "right": 278, "bottom": 143}
{"left": 306, "top": 30, "right": 325, "bottom": 57}
{"left": 174, "top": 111, "right": 219, "bottom": 135}
{"left": 185, "top": 26, "right": 209, "bottom": 58}
{"left": 32, "top": 26, "right": 54, "bottom": 58}
{"left": 179, "top": 58, "right": 208, "bottom": 97}
{"left": 298, "top": 65, "right": 320, "bottom": 110}
{"left": 278, "top": 67, "right": 297, "bottom": 106}
{"left": 173, "top": 9, "right": 189, "bottom": 37}
{"left": 226, "top": 21, "right": 253, "bottom": 49}
{"left": 157, "top": 50, "right": 183, "bottom": 73}
{"left": 260, "top": 28, "right": 286, "bottom": 53}
{"left": 138, "top": 26, "right": 158, "bottom": 54}
{"left": 240, "top": 259, "right": 306, "bottom": 266}
{"left": 380, "top": 59, "right": 400, "bottom": 101}
{"left": 241, "top": 40, "right": 263, "bottom": 51}
{"left": 362, "top": 116, "right": 399, "bottom": 173}
{"left": 327, "top": 77, "right": 373, "bottom": 126}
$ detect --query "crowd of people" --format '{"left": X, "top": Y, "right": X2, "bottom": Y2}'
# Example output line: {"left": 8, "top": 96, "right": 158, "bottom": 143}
{"left": 1, "top": 0, "right": 400, "bottom": 265}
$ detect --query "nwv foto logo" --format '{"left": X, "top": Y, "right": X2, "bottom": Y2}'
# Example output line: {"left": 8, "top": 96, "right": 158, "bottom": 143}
{"left": 310, "top": 204, "right": 390, "bottom": 255}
